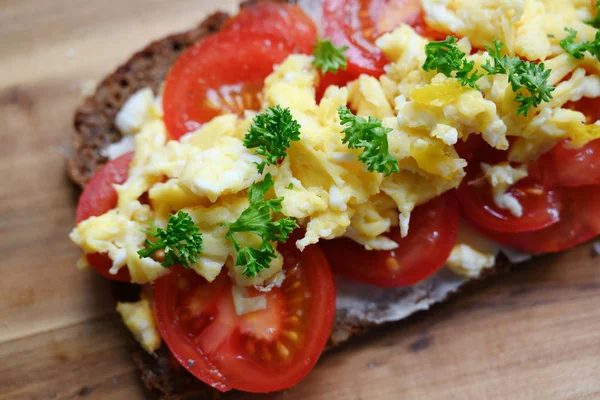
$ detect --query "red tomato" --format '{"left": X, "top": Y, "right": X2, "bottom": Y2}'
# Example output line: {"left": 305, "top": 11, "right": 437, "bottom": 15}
{"left": 457, "top": 169, "right": 563, "bottom": 233}
{"left": 454, "top": 135, "right": 508, "bottom": 168}
{"left": 480, "top": 185, "right": 600, "bottom": 253}
{"left": 163, "top": 31, "right": 297, "bottom": 139}
{"left": 319, "top": 192, "right": 459, "bottom": 287}
{"left": 222, "top": 2, "right": 317, "bottom": 54}
{"left": 322, "top": 0, "right": 445, "bottom": 81}
{"left": 75, "top": 152, "right": 134, "bottom": 281}
{"left": 530, "top": 97, "right": 600, "bottom": 187}
{"left": 531, "top": 139, "right": 600, "bottom": 188}
{"left": 153, "top": 242, "right": 336, "bottom": 393}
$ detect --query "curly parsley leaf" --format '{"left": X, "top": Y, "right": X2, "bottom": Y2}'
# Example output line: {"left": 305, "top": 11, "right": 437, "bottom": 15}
{"left": 244, "top": 105, "right": 301, "bottom": 174}
{"left": 483, "top": 39, "right": 555, "bottom": 116}
{"left": 138, "top": 211, "right": 203, "bottom": 268}
{"left": 337, "top": 106, "right": 399, "bottom": 176}
{"left": 587, "top": 3, "right": 600, "bottom": 29}
{"left": 312, "top": 38, "right": 348, "bottom": 74}
{"left": 560, "top": 28, "right": 600, "bottom": 60}
{"left": 223, "top": 174, "right": 298, "bottom": 277}
{"left": 422, "top": 36, "right": 483, "bottom": 89}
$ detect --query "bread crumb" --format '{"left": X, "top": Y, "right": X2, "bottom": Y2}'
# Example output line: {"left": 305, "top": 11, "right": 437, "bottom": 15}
{"left": 80, "top": 79, "right": 98, "bottom": 97}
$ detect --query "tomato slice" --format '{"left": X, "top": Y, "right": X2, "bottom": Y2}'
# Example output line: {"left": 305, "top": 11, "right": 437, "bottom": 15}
{"left": 75, "top": 152, "right": 134, "bottom": 281}
{"left": 153, "top": 242, "right": 336, "bottom": 393}
{"left": 531, "top": 139, "right": 600, "bottom": 188}
{"left": 454, "top": 135, "right": 509, "bottom": 168}
{"left": 222, "top": 2, "right": 317, "bottom": 55}
{"left": 530, "top": 97, "right": 600, "bottom": 187}
{"left": 163, "top": 31, "right": 297, "bottom": 139}
{"left": 322, "top": 0, "right": 445, "bottom": 81}
{"left": 458, "top": 169, "right": 562, "bottom": 233}
{"left": 479, "top": 185, "right": 600, "bottom": 253}
{"left": 319, "top": 192, "right": 459, "bottom": 287}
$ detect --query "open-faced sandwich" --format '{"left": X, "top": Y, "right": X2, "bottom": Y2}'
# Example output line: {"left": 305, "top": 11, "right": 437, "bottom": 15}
{"left": 68, "top": 0, "right": 600, "bottom": 397}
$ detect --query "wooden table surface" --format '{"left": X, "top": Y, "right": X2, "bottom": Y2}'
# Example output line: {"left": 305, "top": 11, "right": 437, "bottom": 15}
{"left": 1, "top": 1, "right": 600, "bottom": 399}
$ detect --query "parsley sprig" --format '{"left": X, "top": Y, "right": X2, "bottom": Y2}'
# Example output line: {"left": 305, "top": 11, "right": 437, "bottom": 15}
{"left": 312, "top": 38, "right": 348, "bottom": 74}
{"left": 138, "top": 211, "right": 203, "bottom": 268}
{"left": 223, "top": 174, "right": 298, "bottom": 277}
{"left": 337, "top": 106, "right": 399, "bottom": 176}
{"left": 422, "top": 36, "right": 483, "bottom": 89}
{"left": 482, "top": 39, "right": 554, "bottom": 116}
{"left": 560, "top": 28, "right": 600, "bottom": 60}
{"left": 587, "top": 2, "right": 600, "bottom": 29}
{"left": 244, "top": 105, "right": 301, "bottom": 173}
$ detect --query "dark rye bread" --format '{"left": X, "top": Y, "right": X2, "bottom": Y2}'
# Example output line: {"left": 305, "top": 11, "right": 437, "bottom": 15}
{"left": 69, "top": 0, "right": 287, "bottom": 186}
{"left": 67, "top": 11, "right": 228, "bottom": 186}
{"left": 67, "top": 2, "right": 536, "bottom": 400}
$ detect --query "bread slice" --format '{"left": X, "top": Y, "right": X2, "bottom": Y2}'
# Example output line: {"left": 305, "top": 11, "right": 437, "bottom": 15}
{"left": 65, "top": 1, "right": 566, "bottom": 399}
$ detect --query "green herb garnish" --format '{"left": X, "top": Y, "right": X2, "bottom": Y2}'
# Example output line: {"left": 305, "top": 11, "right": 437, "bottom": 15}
{"left": 138, "top": 211, "right": 203, "bottom": 268}
{"left": 483, "top": 39, "right": 555, "bottom": 116}
{"left": 312, "top": 38, "right": 348, "bottom": 74}
{"left": 223, "top": 174, "right": 298, "bottom": 277}
{"left": 244, "top": 105, "right": 301, "bottom": 173}
{"left": 337, "top": 106, "right": 399, "bottom": 176}
{"left": 422, "top": 36, "right": 483, "bottom": 89}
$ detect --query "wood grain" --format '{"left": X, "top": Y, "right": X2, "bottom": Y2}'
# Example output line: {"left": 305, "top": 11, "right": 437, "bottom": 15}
{"left": 0, "top": 1, "right": 599, "bottom": 399}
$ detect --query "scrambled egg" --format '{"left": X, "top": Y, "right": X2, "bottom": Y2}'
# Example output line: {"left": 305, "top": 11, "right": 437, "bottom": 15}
{"left": 71, "top": 0, "right": 600, "bottom": 286}
{"left": 116, "top": 296, "right": 161, "bottom": 353}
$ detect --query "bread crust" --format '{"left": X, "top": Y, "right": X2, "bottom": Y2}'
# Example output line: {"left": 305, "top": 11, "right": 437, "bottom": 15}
{"left": 67, "top": 11, "right": 230, "bottom": 186}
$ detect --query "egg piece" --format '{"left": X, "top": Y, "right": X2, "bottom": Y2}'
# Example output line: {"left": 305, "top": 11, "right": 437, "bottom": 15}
{"left": 479, "top": 162, "right": 529, "bottom": 218}
{"left": 179, "top": 137, "right": 265, "bottom": 203}
{"left": 406, "top": 77, "right": 509, "bottom": 150}
{"left": 116, "top": 296, "right": 161, "bottom": 354}
{"left": 181, "top": 114, "right": 242, "bottom": 150}
{"left": 69, "top": 201, "right": 169, "bottom": 283}
{"left": 185, "top": 195, "right": 249, "bottom": 282}
{"left": 447, "top": 221, "right": 500, "bottom": 278}
{"left": 447, "top": 244, "right": 496, "bottom": 278}
{"left": 348, "top": 75, "right": 394, "bottom": 119}
{"left": 297, "top": 210, "right": 352, "bottom": 251}
{"left": 381, "top": 170, "right": 463, "bottom": 237}
{"left": 263, "top": 54, "right": 318, "bottom": 112}
{"left": 376, "top": 25, "right": 431, "bottom": 98}
{"left": 115, "top": 88, "right": 155, "bottom": 135}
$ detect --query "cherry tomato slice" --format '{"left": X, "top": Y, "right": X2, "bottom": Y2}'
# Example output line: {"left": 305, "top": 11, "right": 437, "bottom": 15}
{"left": 479, "top": 185, "right": 600, "bottom": 253}
{"left": 163, "top": 31, "right": 297, "bottom": 139}
{"left": 75, "top": 152, "right": 134, "bottom": 281}
{"left": 322, "top": 0, "right": 445, "bottom": 81}
{"left": 454, "top": 134, "right": 509, "bottom": 168}
{"left": 531, "top": 139, "right": 600, "bottom": 188}
{"left": 530, "top": 97, "right": 600, "bottom": 187}
{"left": 457, "top": 169, "right": 563, "bottom": 233}
{"left": 153, "top": 242, "right": 336, "bottom": 393}
{"left": 222, "top": 2, "right": 317, "bottom": 54}
{"left": 319, "top": 192, "right": 459, "bottom": 287}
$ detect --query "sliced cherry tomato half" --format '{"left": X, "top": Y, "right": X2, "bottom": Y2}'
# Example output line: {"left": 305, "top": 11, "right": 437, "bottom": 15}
{"left": 322, "top": 0, "right": 445, "bottom": 81}
{"left": 222, "top": 2, "right": 317, "bottom": 54}
{"left": 75, "top": 152, "right": 134, "bottom": 281}
{"left": 454, "top": 134, "right": 509, "bottom": 168}
{"left": 530, "top": 97, "right": 600, "bottom": 187}
{"left": 153, "top": 242, "right": 336, "bottom": 393}
{"left": 163, "top": 31, "right": 297, "bottom": 139}
{"left": 320, "top": 191, "right": 459, "bottom": 287}
{"left": 531, "top": 139, "right": 600, "bottom": 188}
{"left": 458, "top": 169, "right": 563, "bottom": 233}
{"left": 479, "top": 185, "right": 600, "bottom": 253}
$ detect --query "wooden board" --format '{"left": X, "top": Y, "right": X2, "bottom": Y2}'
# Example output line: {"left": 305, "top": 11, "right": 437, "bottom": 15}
{"left": 1, "top": 1, "right": 599, "bottom": 399}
